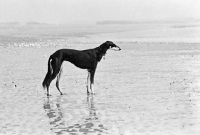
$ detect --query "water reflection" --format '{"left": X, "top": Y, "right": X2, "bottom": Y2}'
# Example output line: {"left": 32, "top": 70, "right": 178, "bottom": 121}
{"left": 43, "top": 95, "right": 107, "bottom": 135}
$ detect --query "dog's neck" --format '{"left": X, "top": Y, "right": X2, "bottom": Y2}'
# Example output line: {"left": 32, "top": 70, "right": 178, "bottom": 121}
{"left": 98, "top": 44, "right": 109, "bottom": 53}
{"left": 98, "top": 46, "right": 102, "bottom": 52}
{"left": 96, "top": 45, "right": 108, "bottom": 62}
{"left": 99, "top": 46, "right": 106, "bottom": 60}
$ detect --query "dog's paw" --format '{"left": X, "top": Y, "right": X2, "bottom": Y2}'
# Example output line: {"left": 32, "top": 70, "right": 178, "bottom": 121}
{"left": 87, "top": 92, "right": 96, "bottom": 95}
{"left": 47, "top": 94, "right": 52, "bottom": 97}
{"left": 91, "top": 92, "right": 96, "bottom": 95}
{"left": 61, "top": 93, "right": 67, "bottom": 95}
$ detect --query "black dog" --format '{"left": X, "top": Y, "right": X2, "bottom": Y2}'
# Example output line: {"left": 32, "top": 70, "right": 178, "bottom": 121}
{"left": 42, "top": 41, "right": 121, "bottom": 96}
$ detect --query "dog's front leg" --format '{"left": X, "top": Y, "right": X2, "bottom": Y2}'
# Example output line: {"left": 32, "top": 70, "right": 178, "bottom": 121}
{"left": 90, "top": 69, "right": 96, "bottom": 94}
{"left": 87, "top": 71, "right": 91, "bottom": 94}
{"left": 91, "top": 84, "right": 95, "bottom": 94}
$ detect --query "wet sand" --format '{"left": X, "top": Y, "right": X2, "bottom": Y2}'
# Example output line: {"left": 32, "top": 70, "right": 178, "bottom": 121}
{"left": 1, "top": 42, "right": 200, "bottom": 135}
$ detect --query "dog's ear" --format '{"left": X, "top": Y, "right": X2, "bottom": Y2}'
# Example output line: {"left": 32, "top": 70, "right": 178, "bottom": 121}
{"left": 106, "top": 41, "right": 114, "bottom": 48}
{"left": 105, "top": 41, "right": 113, "bottom": 45}
{"left": 102, "top": 41, "right": 110, "bottom": 49}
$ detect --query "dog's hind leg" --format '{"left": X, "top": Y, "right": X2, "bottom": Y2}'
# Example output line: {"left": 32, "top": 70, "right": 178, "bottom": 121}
{"left": 45, "top": 59, "right": 53, "bottom": 96}
{"left": 56, "top": 65, "right": 63, "bottom": 95}
{"left": 46, "top": 85, "right": 50, "bottom": 96}
{"left": 47, "top": 58, "right": 62, "bottom": 96}
{"left": 46, "top": 79, "right": 52, "bottom": 96}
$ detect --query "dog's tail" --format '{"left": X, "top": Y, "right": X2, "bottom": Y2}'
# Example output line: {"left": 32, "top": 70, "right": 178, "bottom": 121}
{"left": 42, "top": 56, "right": 53, "bottom": 89}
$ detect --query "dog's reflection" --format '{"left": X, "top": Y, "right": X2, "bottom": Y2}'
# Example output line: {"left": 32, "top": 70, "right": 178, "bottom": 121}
{"left": 43, "top": 95, "right": 106, "bottom": 134}
{"left": 43, "top": 96, "right": 65, "bottom": 128}
{"left": 85, "top": 95, "right": 98, "bottom": 121}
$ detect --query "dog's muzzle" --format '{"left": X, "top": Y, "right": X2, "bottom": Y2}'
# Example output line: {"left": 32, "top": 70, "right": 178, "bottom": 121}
{"left": 113, "top": 45, "right": 121, "bottom": 51}
{"left": 117, "top": 46, "right": 121, "bottom": 51}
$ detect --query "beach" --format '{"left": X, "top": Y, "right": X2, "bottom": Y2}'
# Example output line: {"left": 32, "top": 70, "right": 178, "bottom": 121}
{"left": 1, "top": 22, "right": 200, "bottom": 135}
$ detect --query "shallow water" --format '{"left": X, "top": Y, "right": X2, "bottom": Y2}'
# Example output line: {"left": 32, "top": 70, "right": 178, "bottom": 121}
{"left": 1, "top": 44, "right": 200, "bottom": 134}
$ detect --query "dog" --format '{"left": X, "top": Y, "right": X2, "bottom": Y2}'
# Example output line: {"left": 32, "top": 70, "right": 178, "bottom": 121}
{"left": 42, "top": 41, "right": 121, "bottom": 96}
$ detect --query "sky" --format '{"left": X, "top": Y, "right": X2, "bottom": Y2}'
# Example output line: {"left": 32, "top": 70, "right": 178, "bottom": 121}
{"left": 0, "top": 0, "right": 200, "bottom": 24}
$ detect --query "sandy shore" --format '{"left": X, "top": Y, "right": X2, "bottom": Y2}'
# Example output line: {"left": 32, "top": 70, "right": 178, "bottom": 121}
{"left": 0, "top": 42, "right": 200, "bottom": 135}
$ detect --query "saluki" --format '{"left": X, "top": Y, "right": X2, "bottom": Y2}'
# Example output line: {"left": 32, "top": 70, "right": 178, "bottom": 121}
{"left": 42, "top": 41, "right": 121, "bottom": 96}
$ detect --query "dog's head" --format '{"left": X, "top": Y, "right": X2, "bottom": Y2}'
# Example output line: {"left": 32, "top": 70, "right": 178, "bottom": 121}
{"left": 104, "top": 41, "right": 121, "bottom": 51}
{"left": 97, "top": 41, "right": 121, "bottom": 61}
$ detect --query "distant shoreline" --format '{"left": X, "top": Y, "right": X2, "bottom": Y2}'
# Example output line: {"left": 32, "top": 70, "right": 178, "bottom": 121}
{"left": 0, "top": 21, "right": 200, "bottom": 45}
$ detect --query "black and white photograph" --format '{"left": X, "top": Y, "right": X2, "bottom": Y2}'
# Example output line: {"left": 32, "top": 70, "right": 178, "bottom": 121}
{"left": 0, "top": 0, "right": 200, "bottom": 134}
